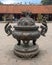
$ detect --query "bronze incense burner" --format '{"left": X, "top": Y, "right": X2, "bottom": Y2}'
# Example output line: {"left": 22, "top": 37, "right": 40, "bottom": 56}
{"left": 5, "top": 12, "right": 48, "bottom": 58}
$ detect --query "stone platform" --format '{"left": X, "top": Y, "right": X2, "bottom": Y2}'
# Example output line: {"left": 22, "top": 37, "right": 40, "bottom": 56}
{"left": 14, "top": 44, "right": 39, "bottom": 58}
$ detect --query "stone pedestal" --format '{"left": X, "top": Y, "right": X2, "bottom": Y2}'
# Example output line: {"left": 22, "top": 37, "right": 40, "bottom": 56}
{"left": 14, "top": 43, "right": 39, "bottom": 58}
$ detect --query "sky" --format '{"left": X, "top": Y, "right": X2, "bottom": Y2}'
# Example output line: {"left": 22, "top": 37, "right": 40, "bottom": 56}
{"left": 0, "top": 0, "right": 41, "bottom": 4}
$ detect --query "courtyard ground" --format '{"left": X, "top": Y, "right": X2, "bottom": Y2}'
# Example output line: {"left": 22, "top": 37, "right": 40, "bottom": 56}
{"left": 0, "top": 23, "right": 52, "bottom": 65}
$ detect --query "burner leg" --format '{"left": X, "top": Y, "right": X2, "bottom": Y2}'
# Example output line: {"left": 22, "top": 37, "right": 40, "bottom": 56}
{"left": 33, "top": 40, "right": 36, "bottom": 45}
{"left": 17, "top": 40, "right": 21, "bottom": 45}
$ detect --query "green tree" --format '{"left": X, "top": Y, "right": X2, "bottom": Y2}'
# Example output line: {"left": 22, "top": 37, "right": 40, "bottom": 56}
{"left": 41, "top": 0, "right": 52, "bottom": 5}
{"left": 0, "top": 1, "right": 3, "bottom": 4}
{"left": 37, "top": 14, "right": 43, "bottom": 23}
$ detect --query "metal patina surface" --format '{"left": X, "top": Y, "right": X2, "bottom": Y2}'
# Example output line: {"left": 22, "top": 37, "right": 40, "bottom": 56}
{"left": 4, "top": 12, "right": 48, "bottom": 58}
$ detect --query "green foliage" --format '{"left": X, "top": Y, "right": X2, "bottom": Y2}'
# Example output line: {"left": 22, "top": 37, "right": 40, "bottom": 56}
{"left": 37, "top": 14, "right": 43, "bottom": 23}
{"left": 0, "top": 1, "right": 3, "bottom": 4}
{"left": 2, "top": 15, "right": 7, "bottom": 21}
{"left": 41, "top": 0, "right": 52, "bottom": 5}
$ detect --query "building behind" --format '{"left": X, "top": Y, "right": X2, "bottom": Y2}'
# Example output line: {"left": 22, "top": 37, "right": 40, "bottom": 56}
{"left": 0, "top": 4, "right": 52, "bottom": 22}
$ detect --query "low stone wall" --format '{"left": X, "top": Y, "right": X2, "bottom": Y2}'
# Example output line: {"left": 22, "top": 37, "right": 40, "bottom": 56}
{"left": 0, "top": 21, "right": 17, "bottom": 23}
{"left": 0, "top": 21, "right": 52, "bottom": 23}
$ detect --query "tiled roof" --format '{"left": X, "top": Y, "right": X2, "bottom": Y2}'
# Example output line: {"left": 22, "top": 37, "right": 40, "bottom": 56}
{"left": 0, "top": 5, "right": 52, "bottom": 14}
